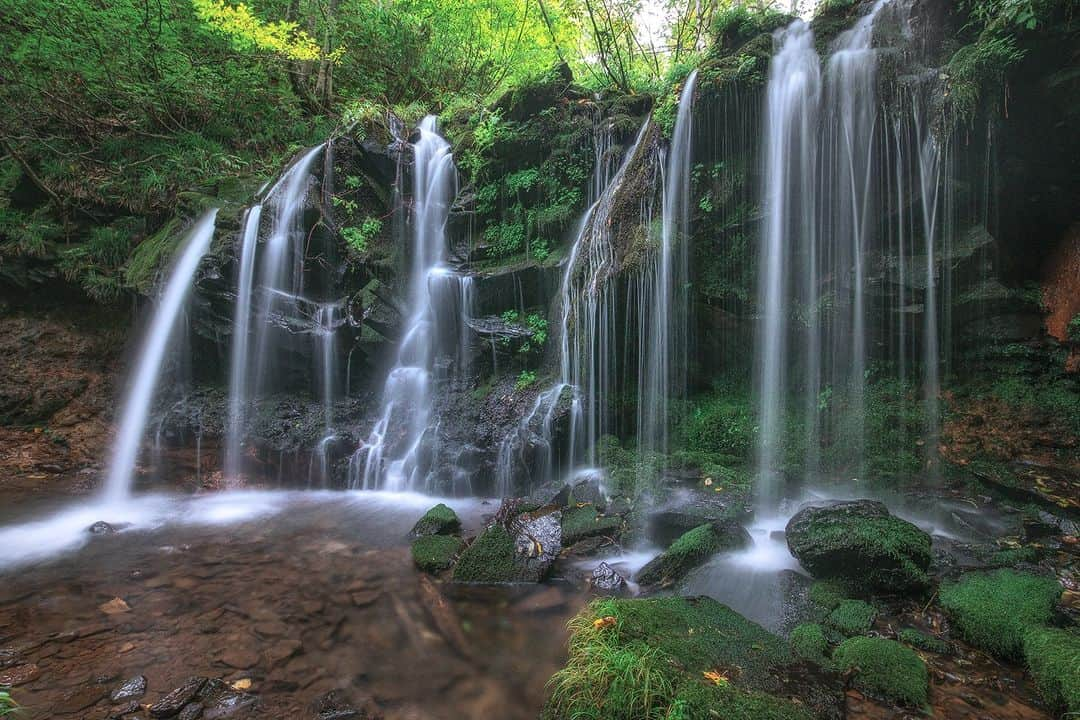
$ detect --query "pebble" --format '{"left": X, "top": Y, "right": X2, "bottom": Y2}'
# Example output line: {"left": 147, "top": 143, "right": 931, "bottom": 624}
{"left": 110, "top": 675, "right": 148, "bottom": 703}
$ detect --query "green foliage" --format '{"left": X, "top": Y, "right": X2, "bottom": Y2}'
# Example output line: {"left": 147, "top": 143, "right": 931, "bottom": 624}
{"left": 342, "top": 217, "right": 382, "bottom": 253}
{"left": 682, "top": 392, "right": 757, "bottom": 459}
{"left": 453, "top": 524, "right": 517, "bottom": 582}
{"left": 946, "top": 36, "right": 1026, "bottom": 125}
{"left": 411, "top": 534, "right": 464, "bottom": 573}
{"left": 515, "top": 370, "right": 538, "bottom": 391}
{"left": 898, "top": 629, "right": 952, "bottom": 655}
{"left": 0, "top": 688, "right": 16, "bottom": 716}
{"left": 1022, "top": 627, "right": 1080, "bottom": 715}
{"left": 790, "top": 623, "right": 829, "bottom": 665}
{"left": 826, "top": 600, "right": 877, "bottom": 637}
{"left": 939, "top": 570, "right": 1062, "bottom": 659}
{"left": 545, "top": 597, "right": 809, "bottom": 720}
{"left": 833, "top": 637, "right": 929, "bottom": 708}
{"left": 193, "top": 0, "right": 327, "bottom": 61}
{"left": 484, "top": 221, "right": 525, "bottom": 257}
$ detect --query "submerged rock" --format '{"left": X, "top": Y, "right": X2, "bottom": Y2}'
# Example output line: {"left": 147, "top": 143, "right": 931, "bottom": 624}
{"left": 785, "top": 500, "right": 932, "bottom": 592}
{"left": 410, "top": 504, "right": 461, "bottom": 537}
{"left": 636, "top": 521, "right": 751, "bottom": 587}
{"left": 149, "top": 677, "right": 207, "bottom": 718}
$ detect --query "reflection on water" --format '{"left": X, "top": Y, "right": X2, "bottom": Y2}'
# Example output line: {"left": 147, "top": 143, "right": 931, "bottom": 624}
{"left": 0, "top": 492, "right": 583, "bottom": 719}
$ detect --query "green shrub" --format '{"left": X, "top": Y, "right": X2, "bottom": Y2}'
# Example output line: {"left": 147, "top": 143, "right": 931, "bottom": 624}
{"left": 1022, "top": 627, "right": 1080, "bottom": 714}
{"left": 341, "top": 216, "right": 382, "bottom": 253}
{"left": 833, "top": 637, "right": 929, "bottom": 707}
{"left": 938, "top": 570, "right": 1062, "bottom": 659}
{"left": 682, "top": 393, "right": 756, "bottom": 459}
{"left": 515, "top": 370, "right": 537, "bottom": 390}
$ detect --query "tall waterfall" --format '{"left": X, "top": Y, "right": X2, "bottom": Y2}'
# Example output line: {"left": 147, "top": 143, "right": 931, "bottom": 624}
{"left": 494, "top": 118, "right": 650, "bottom": 496}
{"left": 104, "top": 209, "right": 218, "bottom": 502}
{"left": 225, "top": 145, "right": 325, "bottom": 478}
{"left": 353, "top": 116, "right": 463, "bottom": 492}
{"left": 756, "top": 20, "right": 821, "bottom": 505}
{"left": 639, "top": 70, "right": 698, "bottom": 457}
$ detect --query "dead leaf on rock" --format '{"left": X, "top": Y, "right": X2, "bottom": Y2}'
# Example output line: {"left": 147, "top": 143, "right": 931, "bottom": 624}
{"left": 703, "top": 670, "right": 729, "bottom": 687}
{"left": 99, "top": 597, "right": 130, "bottom": 614}
{"left": 230, "top": 678, "right": 252, "bottom": 691}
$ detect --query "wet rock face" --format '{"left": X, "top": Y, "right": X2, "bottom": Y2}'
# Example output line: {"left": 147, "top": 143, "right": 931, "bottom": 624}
{"left": 785, "top": 500, "right": 933, "bottom": 592}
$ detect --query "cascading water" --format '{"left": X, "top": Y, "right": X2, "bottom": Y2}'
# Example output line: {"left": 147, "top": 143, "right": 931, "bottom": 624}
{"left": 352, "top": 116, "right": 464, "bottom": 492}
{"left": 103, "top": 209, "right": 218, "bottom": 502}
{"left": 638, "top": 70, "right": 697, "bottom": 457}
{"left": 756, "top": 19, "right": 821, "bottom": 506}
{"left": 225, "top": 204, "right": 262, "bottom": 477}
{"left": 494, "top": 118, "right": 651, "bottom": 497}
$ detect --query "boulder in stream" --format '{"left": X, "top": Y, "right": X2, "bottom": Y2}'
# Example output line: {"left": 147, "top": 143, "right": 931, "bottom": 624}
{"left": 452, "top": 509, "right": 562, "bottom": 583}
{"left": 636, "top": 521, "right": 751, "bottom": 587}
{"left": 410, "top": 503, "right": 461, "bottom": 537}
{"left": 785, "top": 500, "right": 932, "bottom": 592}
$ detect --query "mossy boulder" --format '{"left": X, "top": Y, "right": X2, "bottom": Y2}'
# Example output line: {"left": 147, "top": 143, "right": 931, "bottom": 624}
{"left": 790, "top": 623, "right": 829, "bottom": 665}
{"left": 785, "top": 500, "right": 932, "bottom": 592}
{"left": 825, "top": 600, "right": 877, "bottom": 637}
{"left": 411, "top": 503, "right": 461, "bottom": 537}
{"left": 452, "top": 510, "right": 563, "bottom": 583}
{"left": 1022, "top": 627, "right": 1080, "bottom": 714}
{"left": 938, "top": 569, "right": 1062, "bottom": 659}
{"left": 411, "top": 535, "right": 464, "bottom": 574}
{"left": 544, "top": 596, "right": 820, "bottom": 720}
{"left": 636, "top": 521, "right": 751, "bottom": 587}
{"left": 833, "top": 636, "right": 928, "bottom": 708}
{"left": 561, "top": 503, "right": 622, "bottom": 545}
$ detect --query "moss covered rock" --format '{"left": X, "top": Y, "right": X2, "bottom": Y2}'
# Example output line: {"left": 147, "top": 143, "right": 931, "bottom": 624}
{"left": 544, "top": 597, "right": 819, "bottom": 720}
{"left": 826, "top": 600, "right": 877, "bottom": 637}
{"left": 938, "top": 569, "right": 1062, "bottom": 659}
{"left": 1022, "top": 626, "right": 1080, "bottom": 714}
{"left": 833, "top": 636, "right": 929, "bottom": 708}
{"left": 411, "top": 503, "right": 461, "bottom": 537}
{"left": 561, "top": 504, "right": 622, "bottom": 545}
{"left": 452, "top": 510, "right": 563, "bottom": 583}
{"left": 790, "top": 623, "right": 829, "bottom": 665}
{"left": 636, "top": 521, "right": 750, "bottom": 587}
{"left": 411, "top": 535, "right": 464, "bottom": 574}
{"left": 452, "top": 525, "right": 517, "bottom": 582}
{"left": 785, "top": 500, "right": 932, "bottom": 592}
{"left": 898, "top": 628, "right": 952, "bottom": 655}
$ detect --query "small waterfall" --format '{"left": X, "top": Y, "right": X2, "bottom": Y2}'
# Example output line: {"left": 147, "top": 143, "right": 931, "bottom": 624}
{"left": 103, "top": 209, "right": 218, "bottom": 502}
{"left": 225, "top": 204, "right": 262, "bottom": 477}
{"left": 639, "top": 70, "right": 697, "bottom": 457}
{"left": 354, "top": 116, "right": 459, "bottom": 492}
{"left": 756, "top": 20, "right": 821, "bottom": 506}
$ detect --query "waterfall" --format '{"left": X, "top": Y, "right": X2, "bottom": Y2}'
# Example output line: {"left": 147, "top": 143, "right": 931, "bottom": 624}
{"left": 224, "top": 145, "right": 323, "bottom": 478}
{"left": 494, "top": 117, "right": 650, "bottom": 496}
{"left": 103, "top": 209, "right": 218, "bottom": 502}
{"left": 225, "top": 204, "right": 261, "bottom": 478}
{"left": 639, "top": 70, "right": 697, "bottom": 457}
{"left": 756, "top": 20, "right": 820, "bottom": 506}
{"left": 353, "top": 116, "right": 459, "bottom": 492}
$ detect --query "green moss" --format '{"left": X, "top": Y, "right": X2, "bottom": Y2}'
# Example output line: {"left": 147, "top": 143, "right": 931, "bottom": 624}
{"left": 833, "top": 637, "right": 929, "bottom": 708}
{"left": 790, "top": 623, "right": 829, "bottom": 665}
{"left": 939, "top": 570, "right": 1062, "bottom": 659}
{"left": 452, "top": 525, "right": 517, "bottom": 583}
{"left": 544, "top": 597, "right": 811, "bottom": 720}
{"left": 636, "top": 524, "right": 728, "bottom": 586}
{"left": 411, "top": 503, "right": 461, "bottom": 537}
{"left": 808, "top": 580, "right": 848, "bottom": 614}
{"left": 125, "top": 216, "right": 183, "bottom": 293}
{"left": 561, "top": 504, "right": 622, "bottom": 545}
{"left": 411, "top": 534, "right": 464, "bottom": 573}
{"left": 988, "top": 545, "right": 1040, "bottom": 567}
{"left": 1022, "top": 627, "right": 1080, "bottom": 714}
{"left": 826, "top": 600, "right": 877, "bottom": 637}
{"left": 898, "top": 629, "right": 952, "bottom": 655}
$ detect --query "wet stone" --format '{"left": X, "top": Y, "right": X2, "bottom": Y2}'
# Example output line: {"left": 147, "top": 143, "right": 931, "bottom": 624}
{"left": 178, "top": 703, "right": 204, "bottom": 720}
{"left": 591, "top": 562, "right": 626, "bottom": 593}
{"left": 53, "top": 685, "right": 107, "bottom": 714}
{"left": 149, "top": 677, "right": 207, "bottom": 718}
{"left": 109, "top": 700, "right": 141, "bottom": 718}
{"left": 88, "top": 521, "right": 117, "bottom": 535}
{"left": 202, "top": 691, "right": 257, "bottom": 719}
{"left": 110, "top": 675, "right": 148, "bottom": 702}
{"left": 220, "top": 645, "right": 259, "bottom": 669}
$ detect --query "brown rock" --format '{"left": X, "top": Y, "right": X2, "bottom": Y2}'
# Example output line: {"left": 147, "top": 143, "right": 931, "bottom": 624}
{"left": 0, "top": 663, "right": 39, "bottom": 686}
